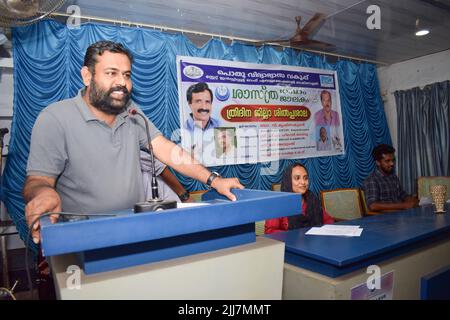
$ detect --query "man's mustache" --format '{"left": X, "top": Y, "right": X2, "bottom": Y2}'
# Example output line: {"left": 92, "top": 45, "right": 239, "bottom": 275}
{"left": 108, "top": 86, "right": 130, "bottom": 95}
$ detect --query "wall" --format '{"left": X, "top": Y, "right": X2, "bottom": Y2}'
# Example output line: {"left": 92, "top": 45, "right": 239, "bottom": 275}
{"left": 1, "top": 61, "right": 23, "bottom": 250}
{"left": 377, "top": 49, "right": 450, "bottom": 152}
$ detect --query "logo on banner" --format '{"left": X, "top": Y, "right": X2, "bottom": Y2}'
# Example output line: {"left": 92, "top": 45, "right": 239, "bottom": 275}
{"left": 183, "top": 65, "right": 204, "bottom": 79}
{"left": 215, "top": 85, "right": 230, "bottom": 102}
{"left": 319, "top": 75, "right": 334, "bottom": 88}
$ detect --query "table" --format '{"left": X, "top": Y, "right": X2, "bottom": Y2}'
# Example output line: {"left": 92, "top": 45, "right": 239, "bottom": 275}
{"left": 265, "top": 204, "right": 450, "bottom": 299}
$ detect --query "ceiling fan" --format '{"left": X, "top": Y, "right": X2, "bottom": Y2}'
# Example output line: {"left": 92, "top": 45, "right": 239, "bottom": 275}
{"left": 257, "top": 13, "right": 335, "bottom": 50}
{"left": 0, "top": 0, "right": 66, "bottom": 27}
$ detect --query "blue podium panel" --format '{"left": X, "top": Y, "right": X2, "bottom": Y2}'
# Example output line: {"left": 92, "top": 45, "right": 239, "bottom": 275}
{"left": 41, "top": 189, "right": 301, "bottom": 274}
{"left": 265, "top": 205, "right": 450, "bottom": 278}
{"left": 421, "top": 265, "right": 450, "bottom": 300}
{"left": 81, "top": 224, "right": 255, "bottom": 274}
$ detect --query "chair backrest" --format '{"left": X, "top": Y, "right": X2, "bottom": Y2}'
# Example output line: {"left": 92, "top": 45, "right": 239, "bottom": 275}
{"left": 359, "top": 189, "right": 378, "bottom": 216}
{"left": 417, "top": 176, "right": 450, "bottom": 200}
{"left": 258, "top": 184, "right": 282, "bottom": 235}
{"left": 189, "top": 190, "right": 208, "bottom": 202}
{"left": 321, "top": 188, "right": 363, "bottom": 220}
{"left": 272, "top": 183, "right": 281, "bottom": 191}
{"left": 360, "top": 189, "right": 369, "bottom": 215}
{"left": 255, "top": 220, "right": 265, "bottom": 236}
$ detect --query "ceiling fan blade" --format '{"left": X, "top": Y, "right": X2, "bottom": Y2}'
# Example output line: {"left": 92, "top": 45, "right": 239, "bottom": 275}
{"left": 301, "top": 13, "right": 326, "bottom": 38}
{"left": 256, "top": 12, "right": 335, "bottom": 50}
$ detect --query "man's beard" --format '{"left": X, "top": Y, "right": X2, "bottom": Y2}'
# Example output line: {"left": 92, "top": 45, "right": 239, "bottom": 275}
{"left": 89, "top": 80, "right": 131, "bottom": 115}
{"left": 380, "top": 166, "right": 394, "bottom": 175}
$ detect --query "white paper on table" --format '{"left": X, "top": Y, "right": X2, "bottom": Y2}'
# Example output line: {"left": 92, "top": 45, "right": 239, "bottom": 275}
{"left": 306, "top": 225, "right": 363, "bottom": 237}
{"left": 321, "top": 224, "right": 361, "bottom": 230}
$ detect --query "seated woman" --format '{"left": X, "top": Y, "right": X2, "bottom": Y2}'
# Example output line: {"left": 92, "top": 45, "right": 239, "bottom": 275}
{"left": 265, "top": 163, "right": 334, "bottom": 234}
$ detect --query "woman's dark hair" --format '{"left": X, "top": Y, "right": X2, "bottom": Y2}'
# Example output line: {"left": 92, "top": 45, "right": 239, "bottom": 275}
{"left": 83, "top": 41, "right": 133, "bottom": 72}
{"left": 186, "top": 82, "right": 213, "bottom": 104}
{"left": 280, "top": 162, "right": 313, "bottom": 203}
{"left": 280, "top": 162, "right": 323, "bottom": 228}
{"left": 280, "top": 162, "right": 306, "bottom": 192}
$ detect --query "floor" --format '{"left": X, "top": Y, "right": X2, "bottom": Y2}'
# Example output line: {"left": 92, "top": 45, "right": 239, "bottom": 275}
{"left": 0, "top": 248, "right": 39, "bottom": 300}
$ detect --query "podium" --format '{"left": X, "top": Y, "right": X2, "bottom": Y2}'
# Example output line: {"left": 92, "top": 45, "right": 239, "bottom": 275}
{"left": 41, "top": 189, "right": 301, "bottom": 299}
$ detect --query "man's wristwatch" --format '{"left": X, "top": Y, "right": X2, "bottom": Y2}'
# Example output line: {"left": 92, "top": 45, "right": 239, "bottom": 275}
{"left": 206, "top": 171, "right": 221, "bottom": 187}
{"left": 178, "top": 191, "right": 190, "bottom": 202}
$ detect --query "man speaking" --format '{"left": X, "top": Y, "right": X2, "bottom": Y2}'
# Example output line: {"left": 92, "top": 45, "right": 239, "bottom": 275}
{"left": 23, "top": 41, "right": 243, "bottom": 244}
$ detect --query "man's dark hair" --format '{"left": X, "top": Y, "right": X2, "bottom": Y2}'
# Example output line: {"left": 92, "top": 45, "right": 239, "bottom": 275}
{"left": 83, "top": 41, "right": 133, "bottom": 72}
{"left": 372, "top": 144, "right": 395, "bottom": 161}
{"left": 186, "top": 82, "right": 213, "bottom": 104}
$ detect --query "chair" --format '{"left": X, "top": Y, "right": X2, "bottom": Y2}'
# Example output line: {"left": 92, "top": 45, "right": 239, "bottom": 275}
{"left": 321, "top": 188, "right": 364, "bottom": 221}
{"left": 417, "top": 176, "right": 450, "bottom": 200}
{"left": 271, "top": 183, "right": 281, "bottom": 191}
{"left": 255, "top": 220, "right": 265, "bottom": 236}
{"left": 359, "top": 189, "right": 379, "bottom": 216}
{"left": 189, "top": 190, "right": 208, "bottom": 202}
{"left": 253, "top": 183, "right": 283, "bottom": 236}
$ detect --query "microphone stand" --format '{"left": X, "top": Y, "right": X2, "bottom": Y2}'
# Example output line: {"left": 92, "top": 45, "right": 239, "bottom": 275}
{"left": 129, "top": 109, "right": 177, "bottom": 213}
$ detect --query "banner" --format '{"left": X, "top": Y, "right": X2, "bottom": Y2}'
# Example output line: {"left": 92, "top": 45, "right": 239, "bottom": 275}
{"left": 177, "top": 56, "right": 344, "bottom": 167}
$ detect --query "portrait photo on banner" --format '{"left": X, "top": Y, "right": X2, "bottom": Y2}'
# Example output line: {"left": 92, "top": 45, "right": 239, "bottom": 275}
{"left": 214, "top": 127, "right": 237, "bottom": 160}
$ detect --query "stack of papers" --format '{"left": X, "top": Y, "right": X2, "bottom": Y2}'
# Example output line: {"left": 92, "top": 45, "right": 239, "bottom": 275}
{"left": 306, "top": 224, "right": 363, "bottom": 237}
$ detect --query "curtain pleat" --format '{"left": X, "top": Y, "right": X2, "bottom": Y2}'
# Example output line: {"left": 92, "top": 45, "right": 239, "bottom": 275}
{"left": 395, "top": 81, "right": 450, "bottom": 195}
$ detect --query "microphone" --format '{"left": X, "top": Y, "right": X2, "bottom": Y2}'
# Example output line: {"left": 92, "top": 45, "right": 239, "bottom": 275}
{"left": 129, "top": 108, "right": 159, "bottom": 199}
{"left": 128, "top": 108, "right": 177, "bottom": 213}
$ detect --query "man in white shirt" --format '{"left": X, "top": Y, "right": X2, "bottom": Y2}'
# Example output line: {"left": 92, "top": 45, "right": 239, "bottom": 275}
{"left": 317, "top": 126, "right": 331, "bottom": 151}
{"left": 215, "top": 128, "right": 237, "bottom": 161}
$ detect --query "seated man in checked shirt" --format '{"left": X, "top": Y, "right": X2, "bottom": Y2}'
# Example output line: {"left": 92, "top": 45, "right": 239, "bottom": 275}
{"left": 363, "top": 144, "right": 418, "bottom": 213}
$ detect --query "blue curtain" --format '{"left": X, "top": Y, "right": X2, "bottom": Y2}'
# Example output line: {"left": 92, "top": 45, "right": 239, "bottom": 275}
{"left": 1, "top": 20, "right": 391, "bottom": 250}
{"left": 395, "top": 80, "right": 450, "bottom": 195}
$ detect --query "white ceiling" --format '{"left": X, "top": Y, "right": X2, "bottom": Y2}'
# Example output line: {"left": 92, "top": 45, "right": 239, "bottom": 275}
{"left": 51, "top": 0, "right": 450, "bottom": 64}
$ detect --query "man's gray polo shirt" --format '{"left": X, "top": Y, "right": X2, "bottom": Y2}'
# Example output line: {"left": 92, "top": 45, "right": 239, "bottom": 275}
{"left": 27, "top": 90, "right": 161, "bottom": 213}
